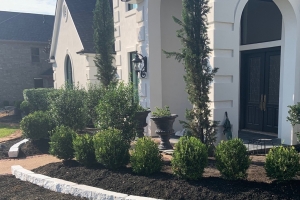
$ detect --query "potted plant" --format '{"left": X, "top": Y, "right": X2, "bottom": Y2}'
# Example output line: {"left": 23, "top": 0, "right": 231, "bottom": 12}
{"left": 150, "top": 106, "right": 178, "bottom": 150}
{"left": 134, "top": 106, "right": 151, "bottom": 138}
{"left": 287, "top": 102, "right": 300, "bottom": 142}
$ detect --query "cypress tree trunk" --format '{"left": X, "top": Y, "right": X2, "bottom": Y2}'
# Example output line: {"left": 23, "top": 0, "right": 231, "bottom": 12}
{"left": 93, "top": 0, "right": 116, "bottom": 87}
{"left": 164, "top": 0, "right": 219, "bottom": 147}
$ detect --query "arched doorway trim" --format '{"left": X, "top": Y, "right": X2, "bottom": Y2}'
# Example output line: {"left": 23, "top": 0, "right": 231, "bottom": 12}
{"left": 234, "top": 0, "right": 298, "bottom": 144}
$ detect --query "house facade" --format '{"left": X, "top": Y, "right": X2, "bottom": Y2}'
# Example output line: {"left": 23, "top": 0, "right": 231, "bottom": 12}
{"left": 50, "top": 0, "right": 100, "bottom": 89}
{"left": 113, "top": 0, "right": 300, "bottom": 145}
{"left": 0, "top": 11, "right": 54, "bottom": 105}
{"left": 52, "top": 0, "right": 300, "bottom": 145}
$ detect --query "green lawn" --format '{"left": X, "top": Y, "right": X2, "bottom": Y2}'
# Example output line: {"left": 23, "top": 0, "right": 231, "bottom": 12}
{"left": 0, "top": 124, "right": 19, "bottom": 138}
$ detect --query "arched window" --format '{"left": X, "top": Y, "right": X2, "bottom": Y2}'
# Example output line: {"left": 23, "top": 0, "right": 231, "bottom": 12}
{"left": 241, "top": 0, "right": 282, "bottom": 45}
{"left": 65, "top": 55, "right": 73, "bottom": 84}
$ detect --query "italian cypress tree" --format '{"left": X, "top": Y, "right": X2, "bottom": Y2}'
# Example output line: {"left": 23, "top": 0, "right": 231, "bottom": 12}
{"left": 164, "top": 0, "right": 219, "bottom": 147}
{"left": 93, "top": 0, "right": 116, "bottom": 87}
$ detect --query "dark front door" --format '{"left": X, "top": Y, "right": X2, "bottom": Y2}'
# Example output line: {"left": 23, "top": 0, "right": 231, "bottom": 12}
{"left": 241, "top": 47, "right": 281, "bottom": 134}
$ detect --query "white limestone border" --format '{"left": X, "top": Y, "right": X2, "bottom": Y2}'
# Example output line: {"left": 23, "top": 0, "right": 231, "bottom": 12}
{"left": 11, "top": 165, "right": 162, "bottom": 200}
{"left": 8, "top": 139, "right": 29, "bottom": 158}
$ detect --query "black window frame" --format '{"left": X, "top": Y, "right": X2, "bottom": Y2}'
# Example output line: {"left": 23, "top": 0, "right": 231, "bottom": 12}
{"left": 31, "top": 47, "right": 40, "bottom": 63}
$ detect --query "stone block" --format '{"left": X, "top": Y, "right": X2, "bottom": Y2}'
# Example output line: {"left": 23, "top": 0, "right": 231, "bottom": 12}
{"left": 11, "top": 165, "right": 23, "bottom": 175}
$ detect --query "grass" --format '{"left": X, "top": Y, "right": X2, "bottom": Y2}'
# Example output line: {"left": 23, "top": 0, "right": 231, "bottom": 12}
{"left": 0, "top": 123, "right": 19, "bottom": 138}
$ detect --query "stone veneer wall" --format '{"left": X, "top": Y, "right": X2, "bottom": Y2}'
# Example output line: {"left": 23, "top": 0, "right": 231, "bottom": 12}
{"left": 0, "top": 40, "right": 53, "bottom": 105}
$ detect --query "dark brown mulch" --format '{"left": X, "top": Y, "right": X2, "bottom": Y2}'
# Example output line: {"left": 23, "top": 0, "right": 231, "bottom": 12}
{"left": 0, "top": 137, "right": 24, "bottom": 159}
{"left": 33, "top": 160, "right": 300, "bottom": 200}
{"left": 19, "top": 139, "right": 50, "bottom": 157}
{"left": 0, "top": 175, "right": 86, "bottom": 200}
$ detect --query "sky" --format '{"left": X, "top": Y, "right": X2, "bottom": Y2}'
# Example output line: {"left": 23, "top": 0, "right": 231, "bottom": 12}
{"left": 0, "top": 0, "right": 56, "bottom": 15}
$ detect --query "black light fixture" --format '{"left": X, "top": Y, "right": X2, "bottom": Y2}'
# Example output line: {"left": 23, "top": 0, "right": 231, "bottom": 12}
{"left": 132, "top": 51, "right": 147, "bottom": 78}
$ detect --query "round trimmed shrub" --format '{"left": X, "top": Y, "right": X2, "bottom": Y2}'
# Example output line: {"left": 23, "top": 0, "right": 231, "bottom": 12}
{"left": 73, "top": 134, "right": 96, "bottom": 167}
{"left": 20, "top": 101, "right": 30, "bottom": 115}
{"left": 215, "top": 138, "right": 251, "bottom": 180}
{"left": 171, "top": 136, "right": 208, "bottom": 180}
{"left": 265, "top": 146, "right": 300, "bottom": 181}
{"left": 49, "top": 126, "right": 76, "bottom": 161}
{"left": 20, "top": 111, "right": 55, "bottom": 140}
{"left": 131, "top": 137, "right": 163, "bottom": 175}
{"left": 93, "top": 129, "right": 130, "bottom": 169}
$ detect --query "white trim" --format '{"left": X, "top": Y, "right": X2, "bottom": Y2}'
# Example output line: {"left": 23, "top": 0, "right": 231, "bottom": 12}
{"left": 240, "top": 40, "right": 282, "bottom": 51}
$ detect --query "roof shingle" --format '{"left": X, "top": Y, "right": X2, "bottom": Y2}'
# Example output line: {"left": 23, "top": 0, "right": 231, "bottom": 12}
{"left": 0, "top": 11, "right": 54, "bottom": 43}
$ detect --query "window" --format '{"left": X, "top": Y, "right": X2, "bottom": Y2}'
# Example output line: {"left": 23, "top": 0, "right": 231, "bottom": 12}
{"left": 127, "top": 4, "right": 137, "bottom": 11}
{"left": 31, "top": 48, "right": 40, "bottom": 63}
{"left": 34, "top": 78, "right": 44, "bottom": 88}
{"left": 130, "top": 52, "right": 139, "bottom": 102}
{"left": 65, "top": 55, "right": 73, "bottom": 84}
{"left": 241, "top": 0, "right": 282, "bottom": 45}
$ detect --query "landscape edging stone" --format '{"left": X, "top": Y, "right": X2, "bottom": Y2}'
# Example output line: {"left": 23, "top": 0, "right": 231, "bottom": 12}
{"left": 11, "top": 165, "right": 161, "bottom": 200}
{"left": 8, "top": 139, "right": 29, "bottom": 157}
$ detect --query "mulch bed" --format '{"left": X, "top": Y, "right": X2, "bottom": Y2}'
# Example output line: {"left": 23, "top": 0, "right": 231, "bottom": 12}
{"left": 33, "top": 159, "right": 300, "bottom": 200}
{"left": 0, "top": 175, "right": 86, "bottom": 200}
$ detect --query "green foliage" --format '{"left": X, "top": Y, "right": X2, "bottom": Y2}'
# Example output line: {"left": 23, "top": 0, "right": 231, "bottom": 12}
{"left": 215, "top": 139, "right": 251, "bottom": 180}
{"left": 49, "top": 126, "right": 76, "bottom": 161}
{"left": 131, "top": 137, "right": 163, "bottom": 175}
{"left": 48, "top": 85, "right": 88, "bottom": 131}
{"left": 93, "top": 0, "right": 117, "bottom": 87}
{"left": 265, "top": 146, "right": 300, "bottom": 181}
{"left": 163, "top": 0, "right": 219, "bottom": 148}
{"left": 20, "top": 111, "right": 55, "bottom": 140}
{"left": 93, "top": 129, "right": 130, "bottom": 169}
{"left": 96, "top": 82, "right": 139, "bottom": 142}
{"left": 20, "top": 101, "right": 30, "bottom": 115}
{"left": 14, "top": 101, "right": 22, "bottom": 109}
{"left": 73, "top": 134, "right": 96, "bottom": 167}
{"left": 171, "top": 136, "right": 208, "bottom": 180}
{"left": 287, "top": 102, "right": 300, "bottom": 141}
{"left": 23, "top": 88, "right": 56, "bottom": 113}
{"left": 86, "top": 83, "right": 104, "bottom": 126}
{"left": 152, "top": 106, "right": 171, "bottom": 117}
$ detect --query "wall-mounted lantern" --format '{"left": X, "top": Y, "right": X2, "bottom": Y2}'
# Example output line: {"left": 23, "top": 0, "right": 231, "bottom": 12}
{"left": 132, "top": 51, "right": 147, "bottom": 78}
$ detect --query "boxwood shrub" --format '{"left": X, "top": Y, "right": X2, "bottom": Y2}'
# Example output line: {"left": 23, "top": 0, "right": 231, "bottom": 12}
{"left": 265, "top": 146, "right": 300, "bottom": 181}
{"left": 93, "top": 129, "right": 130, "bottom": 169}
{"left": 49, "top": 126, "right": 76, "bottom": 161}
{"left": 171, "top": 136, "right": 208, "bottom": 180}
{"left": 131, "top": 137, "right": 163, "bottom": 175}
{"left": 20, "top": 111, "right": 55, "bottom": 140}
{"left": 215, "top": 138, "right": 251, "bottom": 180}
{"left": 73, "top": 134, "right": 96, "bottom": 167}
{"left": 23, "top": 88, "right": 56, "bottom": 113}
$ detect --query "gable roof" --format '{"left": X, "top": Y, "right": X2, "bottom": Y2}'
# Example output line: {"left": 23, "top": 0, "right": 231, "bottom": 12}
{"left": 0, "top": 11, "right": 54, "bottom": 43}
{"left": 65, "top": 0, "right": 97, "bottom": 54}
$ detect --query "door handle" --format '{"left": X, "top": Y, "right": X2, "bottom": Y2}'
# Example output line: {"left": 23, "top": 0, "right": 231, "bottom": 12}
{"left": 260, "top": 94, "right": 263, "bottom": 111}
{"left": 263, "top": 95, "right": 267, "bottom": 111}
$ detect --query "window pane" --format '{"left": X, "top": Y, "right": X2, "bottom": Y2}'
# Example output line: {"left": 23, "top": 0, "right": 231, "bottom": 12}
{"left": 241, "top": 0, "right": 282, "bottom": 45}
{"left": 128, "top": 4, "right": 137, "bottom": 11}
{"left": 34, "top": 79, "right": 44, "bottom": 88}
{"left": 31, "top": 48, "right": 40, "bottom": 62}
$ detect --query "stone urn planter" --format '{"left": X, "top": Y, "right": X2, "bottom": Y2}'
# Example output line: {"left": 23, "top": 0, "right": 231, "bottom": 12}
{"left": 134, "top": 110, "right": 151, "bottom": 138}
{"left": 150, "top": 106, "right": 178, "bottom": 150}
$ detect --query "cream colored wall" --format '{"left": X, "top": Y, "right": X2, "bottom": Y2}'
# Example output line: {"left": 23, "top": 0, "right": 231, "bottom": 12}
{"left": 160, "top": 0, "right": 191, "bottom": 132}
{"left": 52, "top": 0, "right": 98, "bottom": 89}
{"left": 208, "top": 0, "right": 300, "bottom": 145}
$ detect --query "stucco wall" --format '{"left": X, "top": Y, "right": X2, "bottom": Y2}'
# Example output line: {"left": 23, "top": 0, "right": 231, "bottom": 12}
{"left": 52, "top": 0, "right": 97, "bottom": 89}
{"left": 0, "top": 40, "right": 52, "bottom": 104}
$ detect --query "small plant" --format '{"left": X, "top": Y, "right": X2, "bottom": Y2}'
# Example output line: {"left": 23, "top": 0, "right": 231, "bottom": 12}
{"left": 49, "top": 126, "right": 76, "bottom": 161}
{"left": 152, "top": 106, "right": 171, "bottom": 117}
{"left": 171, "top": 136, "right": 208, "bottom": 180}
{"left": 215, "top": 138, "right": 251, "bottom": 180}
{"left": 73, "top": 134, "right": 96, "bottom": 167}
{"left": 131, "top": 137, "right": 163, "bottom": 175}
{"left": 93, "top": 128, "right": 130, "bottom": 169}
{"left": 20, "top": 111, "right": 55, "bottom": 140}
{"left": 287, "top": 102, "right": 300, "bottom": 141}
{"left": 265, "top": 146, "right": 300, "bottom": 181}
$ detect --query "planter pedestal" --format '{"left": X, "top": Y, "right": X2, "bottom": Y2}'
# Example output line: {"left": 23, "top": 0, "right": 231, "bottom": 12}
{"left": 135, "top": 110, "right": 151, "bottom": 138}
{"left": 151, "top": 114, "right": 178, "bottom": 150}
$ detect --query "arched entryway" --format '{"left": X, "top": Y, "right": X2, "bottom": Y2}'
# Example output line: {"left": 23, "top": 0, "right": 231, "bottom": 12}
{"left": 65, "top": 55, "right": 73, "bottom": 84}
{"left": 240, "top": 0, "right": 282, "bottom": 135}
{"left": 235, "top": 0, "right": 298, "bottom": 144}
